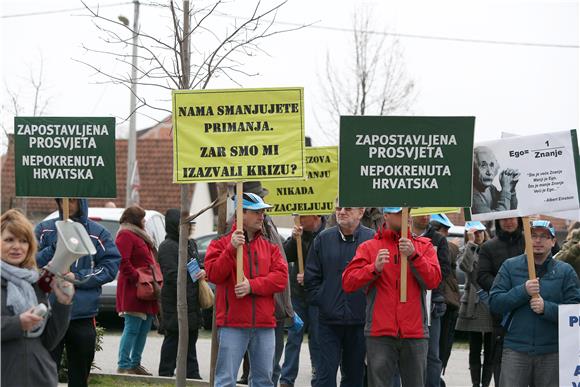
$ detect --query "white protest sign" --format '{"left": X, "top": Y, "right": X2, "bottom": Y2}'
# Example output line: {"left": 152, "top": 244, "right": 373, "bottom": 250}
{"left": 471, "top": 130, "right": 580, "bottom": 221}
{"left": 558, "top": 304, "right": 580, "bottom": 386}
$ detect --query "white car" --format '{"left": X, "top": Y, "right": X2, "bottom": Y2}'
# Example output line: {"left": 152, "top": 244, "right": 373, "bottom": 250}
{"left": 43, "top": 207, "right": 166, "bottom": 312}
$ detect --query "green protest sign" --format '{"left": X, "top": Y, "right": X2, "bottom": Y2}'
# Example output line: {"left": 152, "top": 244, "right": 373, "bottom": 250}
{"left": 339, "top": 116, "right": 475, "bottom": 207}
{"left": 14, "top": 117, "right": 116, "bottom": 198}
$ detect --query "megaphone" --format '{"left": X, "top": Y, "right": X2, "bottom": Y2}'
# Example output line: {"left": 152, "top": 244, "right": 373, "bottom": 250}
{"left": 38, "top": 220, "right": 96, "bottom": 293}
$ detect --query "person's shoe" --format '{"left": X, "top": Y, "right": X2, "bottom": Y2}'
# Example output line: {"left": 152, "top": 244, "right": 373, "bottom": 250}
{"left": 117, "top": 367, "right": 136, "bottom": 374}
{"left": 280, "top": 384, "right": 293, "bottom": 387}
{"left": 132, "top": 364, "right": 153, "bottom": 375}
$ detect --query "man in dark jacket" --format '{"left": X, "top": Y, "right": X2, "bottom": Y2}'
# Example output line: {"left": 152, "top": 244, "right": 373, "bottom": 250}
{"left": 158, "top": 208, "right": 203, "bottom": 380}
{"left": 280, "top": 215, "right": 326, "bottom": 387}
{"left": 476, "top": 217, "right": 525, "bottom": 385}
{"left": 304, "top": 205, "right": 374, "bottom": 387}
{"left": 490, "top": 220, "right": 580, "bottom": 386}
{"left": 35, "top": 198, "right": 121, "bottom": 387}
{"left": 411, "top": 214, "right": 451, "bottom": 387}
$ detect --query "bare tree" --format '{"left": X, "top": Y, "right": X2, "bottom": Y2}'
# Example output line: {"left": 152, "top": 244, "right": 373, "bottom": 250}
{"left": 80, "top": 2, "right": 305, "bottom": 386}
{"left": 79, "top": 0, "right": 305, "bottom": 120}
{"left": 2, "top": 56, "right": 51, "bottom": 146}
{"left": 1, "top": 56, "right": 51, "bottom": 215}
{"left": 318, "top": 9, "right": 415, "bottom": 143}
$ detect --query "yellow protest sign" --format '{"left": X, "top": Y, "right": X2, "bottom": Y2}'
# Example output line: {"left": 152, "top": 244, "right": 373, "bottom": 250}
{"left": 410, "top": 207, "right": 461, "bottom": 216}
{"left": 172, "top": 88, "right": 305, "bottom": 183}
{"left": 263, "top": 146, "right": 338, "bottom": 215}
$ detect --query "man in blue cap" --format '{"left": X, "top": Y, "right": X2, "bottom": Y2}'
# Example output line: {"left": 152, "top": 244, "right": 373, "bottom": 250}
{"left": 205, "top": 192, "right": 289, "bottom": 387}
{"left": 490, "top": 220, "right": 580, "bottom": 387}
{"left": 411, "top": 212, "right": 451, "bottom": 387}
{"left": 429, "top": 213, "right": 461, "bottom": 386}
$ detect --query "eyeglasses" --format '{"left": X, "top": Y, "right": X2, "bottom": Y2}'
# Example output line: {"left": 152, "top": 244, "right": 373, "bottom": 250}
{"left": 335, "top": 207, "right": 353, "bottom": 212}
{"left": 531, "top": 233, "right": 551, "bottom": 241}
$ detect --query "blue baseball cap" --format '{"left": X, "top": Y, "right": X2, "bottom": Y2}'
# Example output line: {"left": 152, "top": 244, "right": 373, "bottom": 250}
{"left": 430, "top": 214, "right": 454, "bottom": 228}
{"left": 383, "top": 207, "right": 403, "bottom": 214}
{"left": 465, "top": 221, "right": 486, "bottom": 231}
{"left": 233, "top": 192, "right": 272, "bottom": 210}
{"left": 531, "top": 220, "right": 556, "bottom": 237}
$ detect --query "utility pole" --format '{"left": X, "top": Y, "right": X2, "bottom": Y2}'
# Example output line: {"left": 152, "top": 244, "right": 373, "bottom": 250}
{"left": 125, "top": 0, "right": 140, "bottom": 207}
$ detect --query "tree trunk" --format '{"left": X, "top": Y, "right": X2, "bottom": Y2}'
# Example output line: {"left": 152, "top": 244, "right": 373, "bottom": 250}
{"left": 176, "top": 2, "right": 191, "bottom": 386}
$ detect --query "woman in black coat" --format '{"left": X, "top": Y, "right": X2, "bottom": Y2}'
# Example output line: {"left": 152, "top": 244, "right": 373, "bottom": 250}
{"left": 158, "top": 209, "right": 204, "bottom": 380}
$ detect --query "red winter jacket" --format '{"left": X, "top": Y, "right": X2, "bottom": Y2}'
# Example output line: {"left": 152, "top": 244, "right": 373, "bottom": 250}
{"left": 205, "top": 227, "right": 288, "bottom": 328}
{"left": 342, "top": 227, "right": 441, "bottom": 338}
{"left": 115, "top": 229, "right": 160, "bottom": 315}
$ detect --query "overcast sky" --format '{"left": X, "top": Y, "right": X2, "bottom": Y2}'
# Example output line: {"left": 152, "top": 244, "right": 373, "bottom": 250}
{"left": 1, "top": 0, "right": 578, "bottom": 152}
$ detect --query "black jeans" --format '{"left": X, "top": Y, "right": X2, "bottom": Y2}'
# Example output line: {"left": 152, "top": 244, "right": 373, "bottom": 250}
{"left": 158, "top": 329, "right": 201, "bottom": 379}
{"left": 51, "top": 318, "right": 97, "bottom": 387}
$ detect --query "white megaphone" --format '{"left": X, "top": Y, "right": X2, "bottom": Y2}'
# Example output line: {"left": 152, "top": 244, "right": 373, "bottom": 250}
{"left": 38, "top": 220, "right": 96, "bottom": 293}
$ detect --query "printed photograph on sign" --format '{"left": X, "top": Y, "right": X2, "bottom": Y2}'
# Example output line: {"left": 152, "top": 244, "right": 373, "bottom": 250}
{"left": 471, "top": 130, "right": 580, "bottom": 221}
{"left": 172, "top": 87, "right": 305, "bottom": 183}
{"left": 472, "top": 145, "right": 520, "bottom": 214}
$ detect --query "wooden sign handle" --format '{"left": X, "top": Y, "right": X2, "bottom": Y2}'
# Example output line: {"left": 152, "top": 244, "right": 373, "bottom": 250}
{"left": 400, "top": 207, "right": 408, "bottom": 303}
{"left": 63, "top": 198, "right": 70, "bottom": 220}
{"left": 293, "top": 214, "right": 304, "bottom": 274}
{"left": 236, "top": 182, "right": 244, "bottom": 284}
{"left": 522, "top": 216, "right": 539, "bottom": 298}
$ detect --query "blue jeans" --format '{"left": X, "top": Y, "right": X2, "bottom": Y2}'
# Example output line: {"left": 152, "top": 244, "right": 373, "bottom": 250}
{"left": 316, "top": 323, "right": 365, "bottom": 387}
{"left": 118, "top": 314, "right": 153, "bottom": 369}
{"left": 425, "top": 315, "right": 442, "bottom": 387}
{"left": 215, "top": 327, "right": 275, "bottom": 387}
{"left": 280, "top": 299, "right": 320, "bottom": 386}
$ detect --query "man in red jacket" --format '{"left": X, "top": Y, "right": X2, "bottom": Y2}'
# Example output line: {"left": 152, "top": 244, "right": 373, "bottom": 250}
{"left": 342, "top": 207, "right": 441, "bottom": 387}
{"left": 205, "top": 192, "right": 288, "bottom": 387}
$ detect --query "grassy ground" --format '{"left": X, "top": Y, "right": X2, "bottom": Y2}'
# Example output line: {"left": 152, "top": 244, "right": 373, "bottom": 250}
{"left": 89, "top": 375, "right": 175, "bottom": 387}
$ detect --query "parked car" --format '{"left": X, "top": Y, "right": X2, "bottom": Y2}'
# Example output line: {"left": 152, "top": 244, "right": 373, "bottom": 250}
{"left": 42, "top": 207, "right": 166, "bottom": 312}
{"left": 197, "top": 227, "right": 292, "bottom": 330}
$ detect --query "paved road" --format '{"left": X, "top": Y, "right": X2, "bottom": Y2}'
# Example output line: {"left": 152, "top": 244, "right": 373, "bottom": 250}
{"left": 92, "top": 331, "right": 493, "bottom": 386}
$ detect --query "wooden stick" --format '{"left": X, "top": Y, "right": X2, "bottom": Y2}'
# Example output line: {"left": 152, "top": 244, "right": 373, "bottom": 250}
{"left": 62, "top": 198, "right": 70, "bottom": 220}
{"left": 400, "top": 207, "right": 408, "bottom": 303}
{"left": 293, "top": 214, "right": 304, "bottom": 274}
{"left": 236, "top": 182, "right": 244, "bottom": 284}
{"left": 522, "top": 216, "right": 538, "bottom": 298}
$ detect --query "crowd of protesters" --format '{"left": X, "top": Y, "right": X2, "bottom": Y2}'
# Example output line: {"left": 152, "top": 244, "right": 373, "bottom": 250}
{"left": 2, "top": 186, "right": 580, "bottom": 387}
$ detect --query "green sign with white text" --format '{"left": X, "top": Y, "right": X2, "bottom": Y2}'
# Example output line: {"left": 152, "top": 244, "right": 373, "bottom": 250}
{"left": 339, "top": 116, "right": 475, "bottom": 207}
{"left": 14, "top": 117, "right": 116, "bottom": 198}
